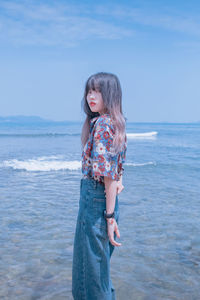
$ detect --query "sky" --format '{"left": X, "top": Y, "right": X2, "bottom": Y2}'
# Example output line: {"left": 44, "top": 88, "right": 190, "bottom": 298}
{"left": 0, "top": 0, "right": 200, "bottom": 123}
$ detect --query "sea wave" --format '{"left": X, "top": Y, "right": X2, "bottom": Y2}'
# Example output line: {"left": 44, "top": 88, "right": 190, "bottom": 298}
{"left": 1, "top": 157, "right": 81, "bottom": 171}
{"left": 127, "top": 131, "right": 158, "bottom": 139}
{"left": 1, "top": 156, "right": 156, "bottom": 172}
{"left": 0, "top": 131, "right": 158, "bottom": 139}
{"left": 126, "top": 162, "right": 156, "bottom": 167}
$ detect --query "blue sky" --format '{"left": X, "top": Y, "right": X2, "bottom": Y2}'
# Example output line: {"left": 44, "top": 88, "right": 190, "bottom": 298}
{"left": 0, "top": 0, "right": 200, "bottom": 122}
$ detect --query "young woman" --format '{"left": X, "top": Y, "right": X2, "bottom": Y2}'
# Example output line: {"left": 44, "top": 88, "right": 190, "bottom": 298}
{"left": 72, "top": 72, "right": 127, "bottom": 300}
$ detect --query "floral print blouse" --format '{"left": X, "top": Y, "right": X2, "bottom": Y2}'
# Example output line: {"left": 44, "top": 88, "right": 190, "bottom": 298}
{"left": 81, "top": 113, "right": 127, "bottom": 184}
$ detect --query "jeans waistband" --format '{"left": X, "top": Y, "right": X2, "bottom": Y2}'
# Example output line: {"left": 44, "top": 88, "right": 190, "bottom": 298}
{"left": 81, "top": 176, "right": 105, "bottom": 191}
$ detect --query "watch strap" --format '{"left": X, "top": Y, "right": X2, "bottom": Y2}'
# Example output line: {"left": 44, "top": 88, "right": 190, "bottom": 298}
{"left": 103, "top": 209, "right": 115, "bottom": 219}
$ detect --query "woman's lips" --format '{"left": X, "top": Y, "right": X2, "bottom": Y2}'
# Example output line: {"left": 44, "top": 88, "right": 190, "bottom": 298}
{"left": 90, "top": 102, "right": 96, "bottom": 106}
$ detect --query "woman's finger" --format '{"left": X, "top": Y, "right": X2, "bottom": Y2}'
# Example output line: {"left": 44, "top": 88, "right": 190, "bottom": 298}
{"left": 117, "top": 187, "right": 121, "bottom": 194}
{"left": 115, "top": 225, "right": 120, "bottom": 238}
{"left": 107, "top": 221, "right": 121, "bottom": 246}
{"left": 117, "top": 184, "right": 124, "bottom": 195}
{"left": 109, "top": 236, "right": 121, "bottom": 246}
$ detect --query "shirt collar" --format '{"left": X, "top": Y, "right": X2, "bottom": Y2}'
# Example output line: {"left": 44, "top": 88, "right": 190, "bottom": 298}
{"left": 90, "top": 113, "right": 110, "bottom": 123}
{"left": 90, "top": 116, "right": 98, "bottom": 123}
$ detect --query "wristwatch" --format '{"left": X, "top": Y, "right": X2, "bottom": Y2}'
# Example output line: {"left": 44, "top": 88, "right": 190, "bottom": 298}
{"left": 103, "top": 209, "right": 115, "bottom": 219}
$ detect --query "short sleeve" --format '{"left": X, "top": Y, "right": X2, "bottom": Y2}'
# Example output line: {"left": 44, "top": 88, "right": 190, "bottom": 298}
{"left": 91, "top": 117, "right": 119, "bottom": 181}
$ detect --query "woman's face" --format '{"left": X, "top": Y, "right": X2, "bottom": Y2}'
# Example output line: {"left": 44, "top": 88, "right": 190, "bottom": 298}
{"left": 87, "top": 89, "right": 105, "bottom": 115}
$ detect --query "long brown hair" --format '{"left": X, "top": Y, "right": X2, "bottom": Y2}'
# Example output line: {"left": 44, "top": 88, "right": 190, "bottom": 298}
{"left": 81, "top": 72, "right": 127, "bottom": 155}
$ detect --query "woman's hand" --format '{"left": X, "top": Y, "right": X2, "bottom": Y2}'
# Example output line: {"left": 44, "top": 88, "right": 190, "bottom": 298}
{"left": 116, "top": 176, "right": 124, "bottom": 194}
{"left": 107, "top": 218, "right": 121, "bottom": 246}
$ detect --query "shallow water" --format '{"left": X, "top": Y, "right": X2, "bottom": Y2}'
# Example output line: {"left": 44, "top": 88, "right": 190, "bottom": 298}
{"left": 0, "top": 121, "right": 200, "bottom": 299}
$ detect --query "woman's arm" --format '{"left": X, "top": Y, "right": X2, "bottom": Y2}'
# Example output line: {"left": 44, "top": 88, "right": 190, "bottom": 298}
{"left": 104, "top": 176, "right": 121, "bottom": 247}
{"left": 104, "top": 176, "right": 117, "bottom": 214}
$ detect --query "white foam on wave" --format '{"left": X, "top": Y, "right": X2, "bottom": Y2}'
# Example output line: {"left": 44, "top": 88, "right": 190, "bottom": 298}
{"left": 2, "top": 156, "right": 81, "bottom": 171}
{"left": 126, "top": 162, "right": 156, "bottom": 167}
{"left": 127, "top": 131, "right": 158, "bottom": 139}
{"left": 36, "top": 155, "right": 64, "bottom": 161}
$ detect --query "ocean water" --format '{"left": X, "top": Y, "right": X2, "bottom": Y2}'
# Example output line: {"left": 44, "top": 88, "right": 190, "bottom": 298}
{"left": 0, "top": 120, "right": 200, "bottom": 300}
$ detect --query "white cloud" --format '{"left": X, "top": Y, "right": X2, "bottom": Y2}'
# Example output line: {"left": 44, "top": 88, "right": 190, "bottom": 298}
{"left": 1, "top": 0, "right": 200, "bottom": 49}
{"left": 95, "top": 4, "right": 200, "bottom": 37}
{"left": 0, "top": 1, "right": 133, "bottom": 47}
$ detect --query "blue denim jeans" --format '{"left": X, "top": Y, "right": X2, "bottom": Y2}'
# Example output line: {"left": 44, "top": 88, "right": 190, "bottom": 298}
{"left": 72, "top": 177, "right": 119, "bottom": 300}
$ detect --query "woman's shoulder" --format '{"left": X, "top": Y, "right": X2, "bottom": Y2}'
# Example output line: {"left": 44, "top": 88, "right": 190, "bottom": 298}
{"left": 94, "top": 114, "right": 115, "bottom": 136}
{"left": 94, "top": 114, "right": 113, "bottom": 127}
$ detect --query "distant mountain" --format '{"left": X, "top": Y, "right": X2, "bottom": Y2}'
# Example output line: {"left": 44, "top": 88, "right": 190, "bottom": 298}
{"left": 0, "top": 115, "right": 79, "bottom": 125}
{"left": 0, "top": 115, "right": 54, "bottom": 123}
